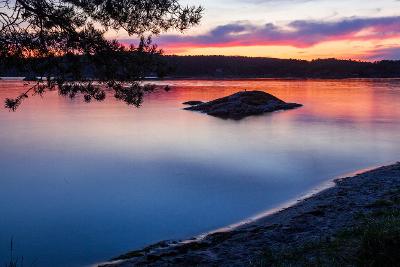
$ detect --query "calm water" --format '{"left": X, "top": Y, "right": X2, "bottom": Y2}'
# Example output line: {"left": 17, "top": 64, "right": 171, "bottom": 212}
{"left": 1, "top": 79, "right": 400, "bottom": 266}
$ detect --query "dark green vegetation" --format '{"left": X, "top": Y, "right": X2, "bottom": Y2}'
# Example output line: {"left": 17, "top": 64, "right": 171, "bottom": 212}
{"left": 255, "top": 190, "right": 400, "bottom": 267}
{"left": 164, "top": 56, "right": 400, "bottom": 78}
{"left": 5, "top": 57, "right": 400, "bottom": 80}
{"left": 0, "top": 0, "right": 202, "bottom": 110}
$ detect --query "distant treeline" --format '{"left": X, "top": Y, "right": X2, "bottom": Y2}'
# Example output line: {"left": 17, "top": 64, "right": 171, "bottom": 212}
{"left": 163, "top": 56, "right": 400, "bottom": 78}
{"left": 2, "top": 55, "right": 400, "bottom": 78}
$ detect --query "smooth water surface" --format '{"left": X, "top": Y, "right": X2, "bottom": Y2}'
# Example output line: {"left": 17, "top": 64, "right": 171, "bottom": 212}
{"left": 1, "top": 79, "right": 400, "bottom": 266}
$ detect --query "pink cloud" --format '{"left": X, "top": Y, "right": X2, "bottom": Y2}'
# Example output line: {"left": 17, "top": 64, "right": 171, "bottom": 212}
{"left": 120, "top": 16, "right": 400, "bottom": 51}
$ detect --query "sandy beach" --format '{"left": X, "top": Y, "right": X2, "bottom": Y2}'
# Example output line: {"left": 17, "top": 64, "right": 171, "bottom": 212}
{"left": 100, "top": 162, "right": 400, "bottom": 266}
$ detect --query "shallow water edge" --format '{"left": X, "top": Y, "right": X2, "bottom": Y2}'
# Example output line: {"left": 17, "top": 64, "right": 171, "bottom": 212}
{"left": 101, "top": 160, "right": 400, "bottom": 266}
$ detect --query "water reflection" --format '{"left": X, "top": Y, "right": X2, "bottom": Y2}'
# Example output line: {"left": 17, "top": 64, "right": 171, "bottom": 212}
{"left": 0, "top": 79, "right": 399, "bottom": 266}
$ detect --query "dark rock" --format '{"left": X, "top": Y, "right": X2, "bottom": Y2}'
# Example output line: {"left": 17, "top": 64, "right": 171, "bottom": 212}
{"left": 146, "top": 254, "right": 162, "bottom": 262}
{"left": 182, "top": 100, "right": 204, "bottom": 106}
{"left": 208, "top": 231, "right": 236, "bottom": 244}
{"left": 112, "top": 250, "right": 144, "bottom": 260}
{"left": 184, "top": 90, "right": 302, "bottom": 119}
{"left": 304, "top": 209, "right": 325, "bottom": 217}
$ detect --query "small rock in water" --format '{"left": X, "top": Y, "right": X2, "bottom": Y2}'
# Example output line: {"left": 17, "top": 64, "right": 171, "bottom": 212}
{"left": 182, "top": 101, "right": 204, "bottom": 106}
{"left": 184, "top": 90, "right": 302, "bottom": 119}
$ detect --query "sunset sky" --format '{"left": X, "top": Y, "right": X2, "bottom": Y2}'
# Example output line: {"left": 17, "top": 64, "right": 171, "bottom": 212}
{"left": 117, "top": 0, "right": 400, "bottom": 60}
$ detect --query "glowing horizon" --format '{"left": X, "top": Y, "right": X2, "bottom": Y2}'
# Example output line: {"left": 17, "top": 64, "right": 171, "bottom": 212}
{"left": 114, "top": 0, "right": 400, "bottom": 61}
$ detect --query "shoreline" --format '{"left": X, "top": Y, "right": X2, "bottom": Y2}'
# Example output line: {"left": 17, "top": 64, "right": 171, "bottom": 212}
{"left": 4, "top": 77, "right": 400, "bottom": 82}
{"left": 146, "top": 77, "right": 400, "bottom": 81}
{"left": 100, "top": 162, "right": 400, "bottom": 266}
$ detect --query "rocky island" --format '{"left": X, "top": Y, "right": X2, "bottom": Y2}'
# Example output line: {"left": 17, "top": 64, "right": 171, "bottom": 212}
{"left": 183, "top": 91, "right": 302, "bottom": 119}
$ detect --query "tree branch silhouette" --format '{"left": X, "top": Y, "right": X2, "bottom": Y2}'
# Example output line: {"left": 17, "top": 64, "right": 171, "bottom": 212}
{"left": 0, "top": 0, "right": 203, "bottom": 110}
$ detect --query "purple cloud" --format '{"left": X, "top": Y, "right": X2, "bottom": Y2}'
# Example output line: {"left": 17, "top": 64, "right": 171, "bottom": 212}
{"left": 364, "top": 46, "right": 400, "bottom": 61}
{"left": 120, "top": 16, "right": 400, "bottom": 50}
